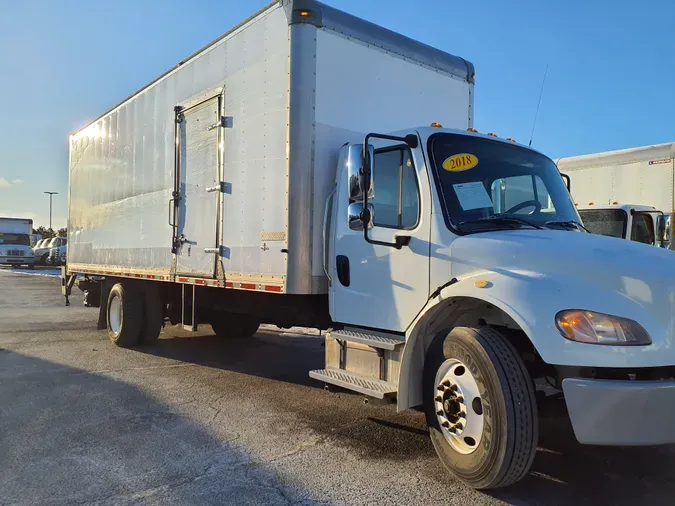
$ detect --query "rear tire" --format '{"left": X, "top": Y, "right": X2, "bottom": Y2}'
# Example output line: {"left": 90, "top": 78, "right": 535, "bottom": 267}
{"left": 211, "top": 313, "right": 260, "bottom": 338}
{"left": 423, "top": 326, "right": 538, "bottom": 489}
{"left": 107, "top": 282, "right": 144, "bottom": 347}
{"left": 139, "top": 282, "right": 164, "bottom": 345}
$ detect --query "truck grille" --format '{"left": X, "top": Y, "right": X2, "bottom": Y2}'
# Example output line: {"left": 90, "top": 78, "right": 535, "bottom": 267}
{"left": 7, "top": 250, "right": 24, "bottom": 256}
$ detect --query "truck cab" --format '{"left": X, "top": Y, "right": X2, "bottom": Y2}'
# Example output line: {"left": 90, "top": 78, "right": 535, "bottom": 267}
{"left": 578, "top": 204, "right": 670, "bottom": 248}
{"left": 319, "top": 125, "right": 675, "bottom": 488}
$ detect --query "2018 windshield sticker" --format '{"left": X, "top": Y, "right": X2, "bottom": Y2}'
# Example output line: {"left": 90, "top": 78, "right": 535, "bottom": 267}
{"left": 443, "top": 153, "right": 479, "bottom": 172}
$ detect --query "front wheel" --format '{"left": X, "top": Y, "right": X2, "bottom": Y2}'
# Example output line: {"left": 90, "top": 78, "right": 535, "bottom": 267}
{"left": 424, "top": 326, "right": 538, "bottom": 489}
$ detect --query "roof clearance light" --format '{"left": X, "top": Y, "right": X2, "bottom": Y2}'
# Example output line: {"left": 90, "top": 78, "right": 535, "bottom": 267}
{"left": 297, "top": 9, "right": 311, "bottom": 17}
{"left": 430, "top": 122, "right": 443, "bottom": 128}
{"left": 612, "top": 201, "right": 619, "bottom": 205}
{"left": 467, "top": 127, "right": 478, "bottom": 133}
{"left": 588, "top": 202, "right": 594, "bottom": 206}
{"left": 506, "top": 137, "right": 516, "bottom": 142}
{"left": 487, "top": 132, "right": 498, "bottom": 137}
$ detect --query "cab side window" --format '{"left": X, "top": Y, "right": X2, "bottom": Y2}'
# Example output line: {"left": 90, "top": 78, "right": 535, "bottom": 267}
{"left": 371, "top": 147, "right": 419, "bottom": 229}
{"left": 632, "top": 214, "right": 655, "bottom": 245}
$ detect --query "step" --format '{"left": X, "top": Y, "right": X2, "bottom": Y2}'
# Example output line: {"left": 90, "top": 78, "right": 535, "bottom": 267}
{"left": 330, "top": 328, "right": 405, "bottom": 351}
{"left": 309, "top": 368, "right": 397, "bottom": 399}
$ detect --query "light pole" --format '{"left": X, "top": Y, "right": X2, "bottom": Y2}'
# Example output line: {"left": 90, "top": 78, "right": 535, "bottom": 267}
{"left": 44, "top": 191, "right": 58, "bottom": 231}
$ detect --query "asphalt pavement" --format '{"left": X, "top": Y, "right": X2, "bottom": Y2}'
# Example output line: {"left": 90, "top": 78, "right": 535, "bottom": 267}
{"left": 1, "top": 269, "right": 674, "bottom": 505}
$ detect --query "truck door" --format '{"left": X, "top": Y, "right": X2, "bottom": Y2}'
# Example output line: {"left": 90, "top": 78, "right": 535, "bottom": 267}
{"left": 172, "top": 94, "right": 222, "bottom": 278}
{"left": 329, "top": 141, "right": 431, "bottom": 332}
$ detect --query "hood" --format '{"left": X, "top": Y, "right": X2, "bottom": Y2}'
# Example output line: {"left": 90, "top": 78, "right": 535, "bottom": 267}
{"left": 450, "top": 229, "right": 675, "bottom": 324}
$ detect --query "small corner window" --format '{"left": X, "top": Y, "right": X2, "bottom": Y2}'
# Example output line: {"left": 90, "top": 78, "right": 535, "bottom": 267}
{"left": 371, "top": 147, "right": 420, "bottom": 229}
{"left": 632, "top": 214, "right": 655, "bottom": 245}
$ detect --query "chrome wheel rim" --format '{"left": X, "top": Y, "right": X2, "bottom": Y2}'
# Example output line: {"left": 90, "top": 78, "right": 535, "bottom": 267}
{"left": 109, "top": 295, "right": 122, "bottom": 335}
{"left": 434, "top": 358, "right": 484, "bottom": 454}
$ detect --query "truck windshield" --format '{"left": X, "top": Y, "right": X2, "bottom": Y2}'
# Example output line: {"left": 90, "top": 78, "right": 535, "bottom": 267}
{"left": 428, "top": 133, "right": 580, "bottom": 233}
{"left": 0, "top": 233, "right": 31, "bottom": 246}
{"left": 578, "top": 209, "right": 627, "bottom": 239}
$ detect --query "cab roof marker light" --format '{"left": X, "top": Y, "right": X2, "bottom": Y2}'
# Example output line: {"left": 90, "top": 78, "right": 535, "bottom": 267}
{"left": 487, "top": 132, "right": 498, "bottom": 137}
{"left": 430, "top": 122, "right": 443, "bottom": 128}
{"left": 297, "top": 9, "right": 312, "bottom": 17}
{"left": 506, "top": 137, "right": 516, "bottom": 142}
{"left": 612, "top": 201, "right": 619, "bottom": 205}
{"left": 588, "top": 202, "right": 594, "bottom": 205}
{"left": 467, "top": 127, "right": 478, "bottom": 133}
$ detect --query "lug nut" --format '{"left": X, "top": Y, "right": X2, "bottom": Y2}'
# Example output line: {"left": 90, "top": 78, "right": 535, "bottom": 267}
{"left": 449, "top": 384, "right": 458, "bottom": 391}
{"left": 437, "top": 385, "right": 445, "bottom": 391}
{"left": 456, "top": 396, "right": 464, "bottom": 403}
{"left": 436, "top": 410, "right": 443, "bottom": 416}
{"left": 435, "top": 395, "right": 442, "bottom": 402}
{"left": 458, "top": 411, "right": 466, "bottom": 418}
{"left": 441, "top": 421, "right": 450, "bottom": 428}
{"left": 456, "top": 423, "right": 463, "bottom": 431}
{"left": 442, "top": 380, "right": 451, "bottom": 387}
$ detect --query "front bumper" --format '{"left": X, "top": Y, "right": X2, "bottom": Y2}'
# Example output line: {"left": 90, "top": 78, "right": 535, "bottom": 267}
{"left": 563, "top": 378, "right": 675, "bottom": 445}
{"left": 0, "top": 256, "right": 35, "bottom": 265}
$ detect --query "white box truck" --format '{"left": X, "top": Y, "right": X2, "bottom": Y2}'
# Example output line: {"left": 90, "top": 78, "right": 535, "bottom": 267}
{"left": 0, "top": 217, "right": 36, "bottom": 268}
{"left": 63, "top": 0, "right": 675, "bottom": 489}
{"left": 557, "top": 143, "right": 675, "bottom": 247}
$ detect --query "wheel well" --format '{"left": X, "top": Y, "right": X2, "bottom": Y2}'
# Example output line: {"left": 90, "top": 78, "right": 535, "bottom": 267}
{"left": 398, "top": 297, "right": 546, "bottom": 411}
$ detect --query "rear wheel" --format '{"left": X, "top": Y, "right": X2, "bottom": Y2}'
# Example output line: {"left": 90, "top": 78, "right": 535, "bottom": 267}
{"left": 423, "top": 326, "right": 538, "bottom": 489}
{"left": 107, "top": 282, "right": 143, "bottom": 347}
{"left": 211, "top": 313, "right": 260, "bottom": 338}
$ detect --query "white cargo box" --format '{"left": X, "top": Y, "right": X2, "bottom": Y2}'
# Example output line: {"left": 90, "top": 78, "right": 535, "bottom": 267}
{"left": 67, "top": 0, "right": 474, "bottom": 294}
{"left": 557, "top": 142, "right": 675, "bottom": 212}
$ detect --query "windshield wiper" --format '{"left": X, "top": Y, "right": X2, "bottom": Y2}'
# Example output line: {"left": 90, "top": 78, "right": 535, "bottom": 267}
{"left": 459, "top": 215, "right": 543, "bottom": 230}
{"left": 545, "top": 220, "right": 589, "bottom": 233}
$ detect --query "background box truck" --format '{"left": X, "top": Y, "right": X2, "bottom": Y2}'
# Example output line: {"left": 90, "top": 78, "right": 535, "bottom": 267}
{"left": 557, "top": 142, "right": 675, "bottom": 247}
{"left": 0, "top": 217, "right": 36, "bottom": 268}
{"left": 63, "top": 0, "right": 675, "bottom": 489}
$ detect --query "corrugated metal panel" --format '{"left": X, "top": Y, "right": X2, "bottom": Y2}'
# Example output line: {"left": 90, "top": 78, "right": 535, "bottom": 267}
{"left": 68, "top": 5, "right": 290, "bottom": 279}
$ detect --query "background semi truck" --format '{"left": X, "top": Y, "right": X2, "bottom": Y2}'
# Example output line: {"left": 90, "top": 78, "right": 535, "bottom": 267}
{"left": 63, "top": 0, "right": 675, "bottom": 490}
{"left": 0, "top": 217, "right": 36, "bottom": 268}
{"left": 557, "top": 142, "right": 675, "bottom": 247}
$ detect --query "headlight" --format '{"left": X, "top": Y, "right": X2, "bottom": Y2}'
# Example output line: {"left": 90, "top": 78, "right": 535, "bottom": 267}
{"left": 555, "top": 310, "right": 651, "bottom": 345}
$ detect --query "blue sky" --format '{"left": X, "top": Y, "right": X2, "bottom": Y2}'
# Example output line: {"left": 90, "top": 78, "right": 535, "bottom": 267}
{"left": 1, "top": 0, "right": 673, "bottom": 229}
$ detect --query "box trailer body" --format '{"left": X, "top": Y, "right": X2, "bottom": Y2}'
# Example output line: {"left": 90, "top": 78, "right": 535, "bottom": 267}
{"left": 0, "top": 217, "right": 35, "bottom": 267}
{"left": 67, "top": 0, "right": 473, "bottom": 295}
{"left": 556, "top": 143, "right": 675, "bottom": 244}
{"left": 577, "top": 204, "right": 669, "bottom": 247}
{"left": 63, "top": 0, "right": 675, "bottom": 491}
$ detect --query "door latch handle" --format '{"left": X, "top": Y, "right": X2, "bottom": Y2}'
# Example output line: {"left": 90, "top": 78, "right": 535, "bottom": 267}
{"left": 206, "top": 182, "right": 225, "bottom": 193}
{"left": 207, "top": 116, "right": 233, "bottom": 131}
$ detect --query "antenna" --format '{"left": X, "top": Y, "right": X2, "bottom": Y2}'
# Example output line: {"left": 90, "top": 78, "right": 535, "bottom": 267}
{"left": 529, "top": 64, "right": 548, "bottom": 147}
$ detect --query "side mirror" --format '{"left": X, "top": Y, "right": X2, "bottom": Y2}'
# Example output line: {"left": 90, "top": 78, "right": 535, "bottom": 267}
{"left": 657, "top": 215, "right": 671, "bottom": 247}
{"left": 560, "top": 173, "right": 571, "bottom": 192}
{"left": 347, "top": 144, "right": 374, "bottom": 202}
{"left": 348, "top": 202, "right": 374, "bottom": 231}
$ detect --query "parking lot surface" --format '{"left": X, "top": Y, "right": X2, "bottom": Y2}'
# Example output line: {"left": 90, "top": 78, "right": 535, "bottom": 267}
{"left": 1, "top": 269, "right": 675, "bottom": 505}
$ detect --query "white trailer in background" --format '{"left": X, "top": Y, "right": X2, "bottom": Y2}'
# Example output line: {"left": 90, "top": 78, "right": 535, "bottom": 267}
{"left": 557, "top": 142, "right": 675, "bottom": 247}
{"left": 63, "top": 0, "right": 675, "bottom": 489}
{"left": 0, "top": 217, "right": 36, "bottom": 268}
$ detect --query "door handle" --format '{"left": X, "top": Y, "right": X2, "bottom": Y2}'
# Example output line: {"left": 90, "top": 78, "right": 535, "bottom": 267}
{"left": 168, "top": 198, "right": 175, "bottom": 226}
{"left": 336, "top": 255, "right": 350, "bottom": 287}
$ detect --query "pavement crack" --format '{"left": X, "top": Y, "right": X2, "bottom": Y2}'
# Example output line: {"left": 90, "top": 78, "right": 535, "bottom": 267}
{"left": 267, "top": 436, "right": 327, "bottom": 463}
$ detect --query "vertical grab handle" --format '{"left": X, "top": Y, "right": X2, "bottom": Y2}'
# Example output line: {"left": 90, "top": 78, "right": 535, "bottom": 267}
{"left": 168, "top": 198, "right": 175, "bottom": 226}
{"left": 322, "top": 186, "right": 336, "bottom": 284}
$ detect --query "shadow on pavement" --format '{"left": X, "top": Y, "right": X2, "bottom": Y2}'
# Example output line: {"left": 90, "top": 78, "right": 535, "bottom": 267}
{"left": 490, "top": 408, "right": 675, "bottom": 505}
{"left": 0, "top": 349, "right": 322, "bottom": 506}
{"left": 142, "top": 327, "right": 326, "bottom": 389}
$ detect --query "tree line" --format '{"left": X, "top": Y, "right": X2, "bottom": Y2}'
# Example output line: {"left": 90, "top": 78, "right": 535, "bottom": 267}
{"left": 32, "top": 226, "right": 67, "bottom": 239}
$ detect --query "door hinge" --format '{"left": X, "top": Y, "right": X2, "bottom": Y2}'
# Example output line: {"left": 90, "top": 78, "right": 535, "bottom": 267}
{"left": 207, "top": 116, "right": 233, "bottom": 131}
{"left": 204, "top": 246, "right": 224, "bottom": 255}
{"left": 206, "top": 181, "right": 226, "bottom": 193}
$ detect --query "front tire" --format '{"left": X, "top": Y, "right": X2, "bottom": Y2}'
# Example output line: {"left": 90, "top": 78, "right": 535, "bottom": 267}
{"left": 424, "top": 326, "right": 538, "bottom": 489}
{"left": 107, "top": 282, "right": 143, "bottom": 347}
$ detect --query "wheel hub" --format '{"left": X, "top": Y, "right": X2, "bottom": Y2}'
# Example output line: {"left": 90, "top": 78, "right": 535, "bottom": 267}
{"left": 434, "top": 359, "right": 484, "bottom": 454}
